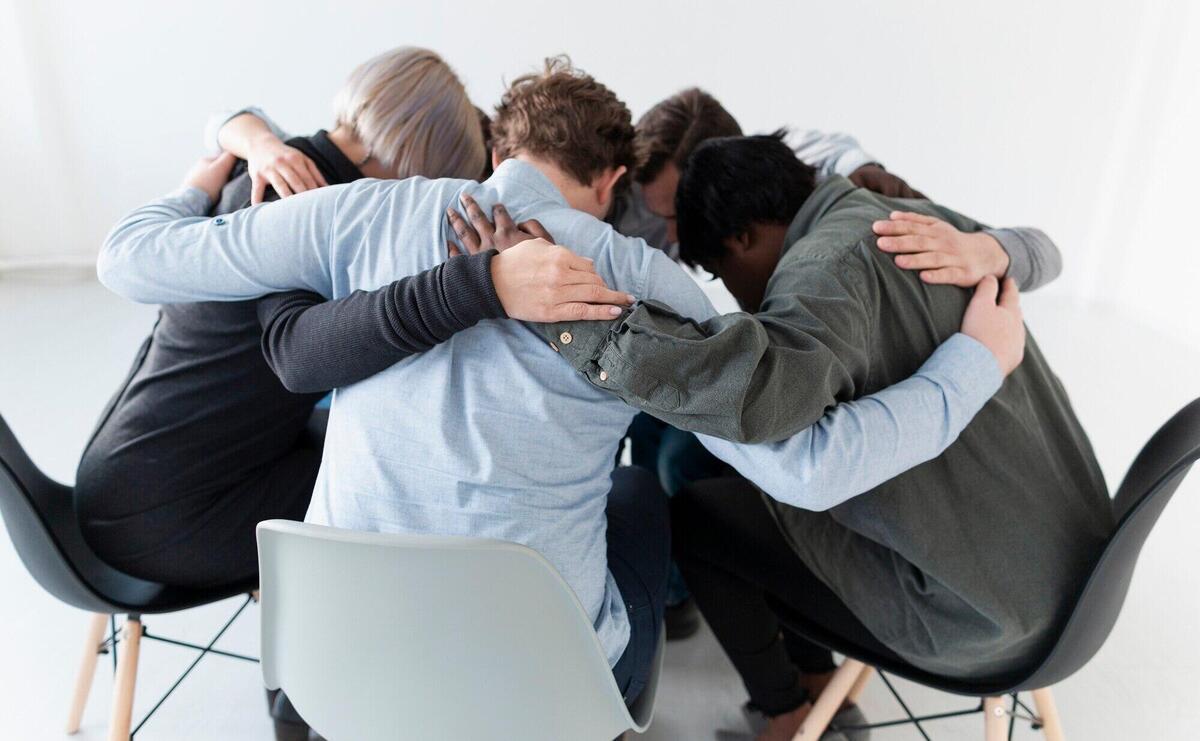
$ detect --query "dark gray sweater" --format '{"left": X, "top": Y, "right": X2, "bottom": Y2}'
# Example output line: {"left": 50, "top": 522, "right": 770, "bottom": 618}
{"left": 76, "top": 131, "right": 504, "bottom": 518}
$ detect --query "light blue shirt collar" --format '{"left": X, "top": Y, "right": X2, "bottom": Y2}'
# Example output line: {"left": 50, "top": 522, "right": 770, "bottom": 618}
{"left": 489, "top": 158, "right": 570, "bottom": 207}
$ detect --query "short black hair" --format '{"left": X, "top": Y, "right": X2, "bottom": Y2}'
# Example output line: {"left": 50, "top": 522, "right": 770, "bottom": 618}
{"left": 675, "top": 131, "right": 817, "bottom": 270}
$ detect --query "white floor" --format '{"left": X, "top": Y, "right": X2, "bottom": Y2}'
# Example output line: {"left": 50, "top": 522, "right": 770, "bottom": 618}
{"left": 1, "top": 274, "right": 1198, "bottom": 740}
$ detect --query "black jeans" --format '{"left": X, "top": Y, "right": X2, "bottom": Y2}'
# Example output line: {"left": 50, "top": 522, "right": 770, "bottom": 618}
{"left": 607, "top": 465, "right": 671, "bottom": 707}
{"left": 672, "top": 476, "right": 898, "bottom": 716}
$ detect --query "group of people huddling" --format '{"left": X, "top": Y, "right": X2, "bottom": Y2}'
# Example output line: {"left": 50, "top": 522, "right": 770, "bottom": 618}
{"left": 76, "top": 46, "right": 1113, "bottom": 741}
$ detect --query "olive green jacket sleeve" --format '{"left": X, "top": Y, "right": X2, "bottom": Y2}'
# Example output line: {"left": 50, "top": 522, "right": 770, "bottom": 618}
{"left": 530, "top": 250, "right": 877, "bottom": 444}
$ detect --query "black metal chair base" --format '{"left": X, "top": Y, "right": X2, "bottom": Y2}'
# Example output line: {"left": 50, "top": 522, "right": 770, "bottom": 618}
{"left": 100, "top": 594, "right": 258, "bottom": 738}
{"left": 837, "top": 669, "right": 1047, "bottom": 740}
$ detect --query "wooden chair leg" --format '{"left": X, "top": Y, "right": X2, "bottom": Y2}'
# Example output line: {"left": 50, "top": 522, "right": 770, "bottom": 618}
{"left": 1031, "top": 688, "right": 1065, "bottom": 741}
{"left": 983, "top": 696, "right": 1008, "bottom": 741}
{"left": 66, "top": 613, "right": 110, "bottom": 734}
{"left": 846, "top": 665, "right": 874, "bottom": 704}
{"left": 792, "top": 659, "right": 867, "bottom": 741}
{"left": 107, "top": 617, "right": 142, "bottom": 741}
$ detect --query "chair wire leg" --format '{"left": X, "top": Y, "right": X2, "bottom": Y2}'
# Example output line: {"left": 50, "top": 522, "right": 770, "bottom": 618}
{"left": 110, "top": 614, "right": 119, "bottom": 674}
{"left": 129, "top": 594, "right": 254, "bottom": 738}
{"left": 875, "top": 670, "right": 931, "bottom": 741}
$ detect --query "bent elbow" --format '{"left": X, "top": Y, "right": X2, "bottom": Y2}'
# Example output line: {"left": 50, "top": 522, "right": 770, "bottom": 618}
{"left": 96, "top": 231, "right": 153, "bottom": 303}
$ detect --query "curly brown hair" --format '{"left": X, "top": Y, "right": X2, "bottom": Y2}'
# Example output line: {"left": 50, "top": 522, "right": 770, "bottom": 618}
{"left": 491, "top": 56, "right": 641, "bottom": 186}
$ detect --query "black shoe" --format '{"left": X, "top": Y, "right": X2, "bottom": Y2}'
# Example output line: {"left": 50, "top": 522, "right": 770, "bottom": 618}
{"left": 665, "top": 595, "right": 702, "bottom": 640}
{"left": 267, "top": 688, "right": 326, "bottom": 741}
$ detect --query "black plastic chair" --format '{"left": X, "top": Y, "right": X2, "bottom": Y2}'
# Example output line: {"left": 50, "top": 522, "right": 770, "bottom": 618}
{"left": 782, "top": 397, "right": 1200, "bottom": 740}
{"left": 0, "top": 413, "right": 260, "bottom": 740}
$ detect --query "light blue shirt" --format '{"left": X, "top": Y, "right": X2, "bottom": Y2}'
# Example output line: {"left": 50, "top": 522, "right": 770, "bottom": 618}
{"left": 98, "top": 159, "right": 1002, "bottom": 666}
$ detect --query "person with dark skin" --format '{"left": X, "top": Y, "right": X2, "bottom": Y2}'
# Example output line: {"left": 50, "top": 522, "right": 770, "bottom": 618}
{"left": 536, "top": 133, "right": 1109, "bottom": 740}
{"left": 609, "top": 88, "right": 1059, "bottom": 645}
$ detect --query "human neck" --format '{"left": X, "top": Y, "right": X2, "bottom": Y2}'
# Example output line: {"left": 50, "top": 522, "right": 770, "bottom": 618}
{"left": 512, "top": 153, "right": 600, "bottom": 215}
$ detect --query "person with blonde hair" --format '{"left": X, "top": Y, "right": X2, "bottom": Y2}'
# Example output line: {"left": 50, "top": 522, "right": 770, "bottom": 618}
{"left": 76, "top": 47, "right": 631, "bottom": 739}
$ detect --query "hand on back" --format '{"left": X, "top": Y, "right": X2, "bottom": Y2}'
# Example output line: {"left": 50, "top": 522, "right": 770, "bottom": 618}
{"left": 246, "top": 134, "right": 328, "bottom": 204}
{"left": 849, "top": 164, "right": 924, "bottom": 199}
{"left": 446, "top": 193, "right": 635, "bottom": 323}
{"left": 960, "top": 276, "right": 1025, "bottom": 376}
{"left": 874, "top": 211, "right": 1010, "bottom": 287}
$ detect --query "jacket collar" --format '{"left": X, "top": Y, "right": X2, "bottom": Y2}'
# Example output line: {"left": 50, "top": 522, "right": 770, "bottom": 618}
{"left": 784, "top": 175, "right": 859, "bottom": 249}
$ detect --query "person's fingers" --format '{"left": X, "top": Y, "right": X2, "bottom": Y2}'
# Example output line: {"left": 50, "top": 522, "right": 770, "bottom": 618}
{"left": 895, "top": 251, "right": 950, "bottom": 271}
{"left": 305, "top": 158, "right": 328, "bottom": 188}
{"left": 446, "top": 208, "right": 482, "bottom": 254}
{"left": 971, "top": 274, "right": 1000, "bottom": 306}
{"left": 874, "top": 218, "right": 932, "bottom": 237}
{"left": 561, "top": 267, "right": 606, "bottom": 287}
{"left": 277, "top": 163, "right": 313, "bottom": 194}
{"left": 559, "top": 283, "right": 637, "bottom": 306}
{"left": 877, "top": 235, "right": 932, "bottom": 254}
{"left": 268, "top": 172, "right": 294, "bottom": 199}
{"left": 447, "top": 240, "right": 462, "bottom": 258}
{"left": 291, "top": 160, "right": 320, "bottom": 192}
{"left": 251, "top": 174, "right": 267, "bottom": 205}
{"left": 919, "top": 267, "right": 969, "bottom": 285}
{"left": 998, "top": 276, "right": 1021, "bottom": 310}
{"left": 562, "top": 251, "right": 597, "bottom": 273}
{"left": 552, "top": 303, "right": 626, "bottom": 321}
{"left": 888, "top": 211, "right": 939, "bottom": 225}
{"left": 460, "top": 193, "right": 495, "bottom": 245}
{"left": 518, "top": 219, "right": 554, "bottom": 242}
{"left": 493, "top": 202, "right": 517, "bottom": 232}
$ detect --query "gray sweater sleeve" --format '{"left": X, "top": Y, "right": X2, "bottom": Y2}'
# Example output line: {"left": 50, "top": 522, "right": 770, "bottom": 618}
{"left": 256, "top": 250, "right": 506, "bottom": 393}
{"left": 984, "top": 227, "right": 1063, "bottom": 291}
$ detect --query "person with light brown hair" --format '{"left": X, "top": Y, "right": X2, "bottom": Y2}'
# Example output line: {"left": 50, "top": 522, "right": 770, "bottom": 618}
{"left": 97, "top": 55, "right": 1024, "bottom": 723}
{"left": 78, "top": 48, "right": 633, "bottom": 740}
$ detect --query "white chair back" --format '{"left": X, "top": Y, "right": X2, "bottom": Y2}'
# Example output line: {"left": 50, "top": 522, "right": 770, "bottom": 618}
{"left": 257, "top": 520, "right": 662, "bottom": 741}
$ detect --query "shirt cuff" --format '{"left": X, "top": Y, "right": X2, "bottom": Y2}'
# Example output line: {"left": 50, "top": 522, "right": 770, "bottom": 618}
{"left": 441, "top": 250, "right": 507, "bottom": 325}
{"left": 532, "top": 310, "right": 627, "bottom": 371}
{"left": 984, "top": 227, "right": 1031, "bottom": 289}
{"left": 917, "top": 333, "right": 1004, "bottom": 413}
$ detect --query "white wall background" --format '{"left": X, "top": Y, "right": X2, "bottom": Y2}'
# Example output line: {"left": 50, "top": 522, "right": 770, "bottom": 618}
{"left": 1, "top": 0, "right": 1197, "bottom": 352}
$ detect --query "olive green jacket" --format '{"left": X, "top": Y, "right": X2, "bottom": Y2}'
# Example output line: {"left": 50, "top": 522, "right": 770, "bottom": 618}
{"left": 537, "top": 177, "right": 1113, "bottom": 678}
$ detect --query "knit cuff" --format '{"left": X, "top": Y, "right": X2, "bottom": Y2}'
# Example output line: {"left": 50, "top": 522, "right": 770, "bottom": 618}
{"left": 441, "top": 249, "right": 507, "bottom": 327}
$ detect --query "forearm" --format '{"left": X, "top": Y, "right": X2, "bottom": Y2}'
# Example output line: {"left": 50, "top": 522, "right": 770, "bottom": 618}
{"left": 259, "top": 252, "right": 505, "bottom": 393}
{"left": 204, "top": 106, "right": 288, "bottom": 155}
{"left": 701, "top": 333, "right": 1002, "bottom": 510}
{"left": 536, "top": 299, "right": 857, "bottom": 444}
{"left": 97, "top": 185, "right": 336, "bottom": 303}
{"left": 986, "top": 227, "right": 1062, "bottom": 291}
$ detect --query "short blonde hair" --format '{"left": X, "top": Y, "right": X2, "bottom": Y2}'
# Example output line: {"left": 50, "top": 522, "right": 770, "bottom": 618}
{"left": 333, "top": 47, "right": 485, "bottom": 180}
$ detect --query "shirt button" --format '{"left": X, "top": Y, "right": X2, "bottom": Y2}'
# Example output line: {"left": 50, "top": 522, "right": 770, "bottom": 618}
{"left": 549, "top": 342, "right": 559, "bottom": 353}
{"left": 599, "top": 371, "right": 609, "bottom": 382}
{"left": 213, "top": 217, "right": 226, "bottom": 226}
{"left": 559, "top": 332, "right": 573, "bottom": 345}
